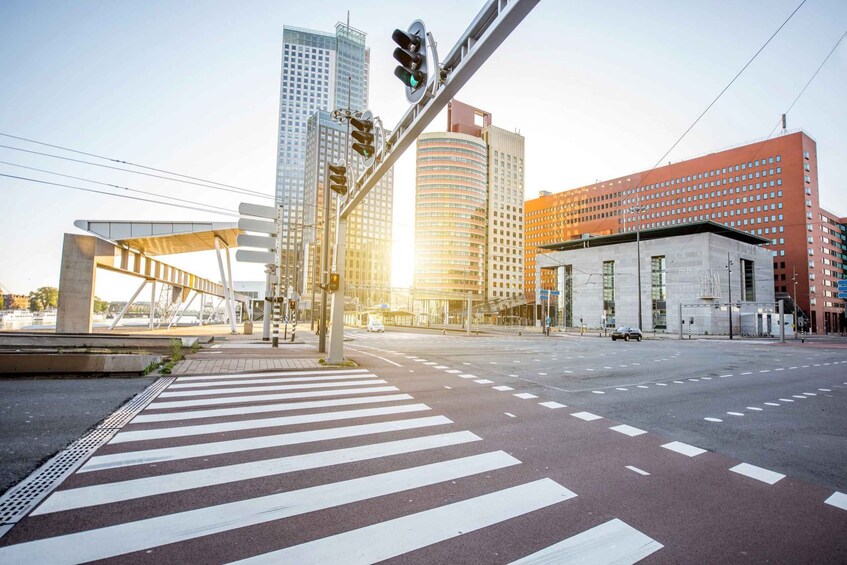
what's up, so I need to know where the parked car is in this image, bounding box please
[611,326,642,342]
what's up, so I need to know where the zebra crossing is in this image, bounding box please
[0,367,663,564]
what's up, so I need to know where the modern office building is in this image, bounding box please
[274,23,369,289]
[525,131,845,333]
[302,109,393,317]
[536,222,776,335]
[413,100,525,324]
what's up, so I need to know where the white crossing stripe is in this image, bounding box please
[112,404,432,444]
[610,424,646,437]
[626,466,651,476]
[159,379,386,398]
[824,491,847,511]
[147,386,400,409]
[510,518,663,564]
[168,373,378,389]
[458,374,477,379]
[493,386,515,391]
[730,463,785,485]
[34,431,482,515]
[133,394,414,423]
[175,368,368,382]
[514,393,538,399]
[571,412,602,421]
[661,441,706,457]
[231,479,577,565]
[474,379,494,384]
[80,415,453,472]
[0,452,520,565]
[539,402,566,409]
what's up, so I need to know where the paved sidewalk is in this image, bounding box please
[172,357,322,374]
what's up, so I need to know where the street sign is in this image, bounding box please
[550,290,560,296]
[539,291,549,297]
[235,249,276,264]
[236,234,276,250]
[838,279,847,290]
[238,217,277,235]
[838,291,847,299]
[238,202,278,220]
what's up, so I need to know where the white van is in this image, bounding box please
[367,319,384,332]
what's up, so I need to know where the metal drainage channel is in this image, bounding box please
[0,376,175,539]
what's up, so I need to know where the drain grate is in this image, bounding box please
[0,376,174,536]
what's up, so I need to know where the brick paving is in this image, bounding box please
[172,358,323,375]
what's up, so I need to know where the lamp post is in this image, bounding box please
[727,252,734,340]
[792,266,798,340]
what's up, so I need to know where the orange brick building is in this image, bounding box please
[525,131,845,334]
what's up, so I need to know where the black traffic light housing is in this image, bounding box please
[392,20,428,104]
[328,162,347,196]
[288,299,296,310]
[329,272,340,292]
[350,110,375,167]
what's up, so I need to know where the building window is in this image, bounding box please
[603,260,615,327]
[651,256,667,329]
[741,258,755,301]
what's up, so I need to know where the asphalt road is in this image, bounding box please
[1,330,845,562]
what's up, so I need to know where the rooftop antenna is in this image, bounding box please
[780,113,788,134]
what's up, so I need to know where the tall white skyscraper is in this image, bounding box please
[274,23,369,289]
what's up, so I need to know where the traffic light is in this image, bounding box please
[329,272,340,292]
[350,110,375,166]
[328,162,347,196]
[392,20,428,104]
[288,299,296,310]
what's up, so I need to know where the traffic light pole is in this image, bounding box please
[327,0,539,361]
[328,212,347,363]
[318,166,331,354]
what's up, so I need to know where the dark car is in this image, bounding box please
[611,326,642,342]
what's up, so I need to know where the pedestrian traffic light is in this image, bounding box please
[328,162,347,196]
[288,298,296,310]
[392,20,428,104]
[350,111,375,167]
[329,272,340,292]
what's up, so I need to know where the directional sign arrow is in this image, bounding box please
[235,249,276,264]
[238,202,278,220]
[238,217,277,235]
[236,234,277,250]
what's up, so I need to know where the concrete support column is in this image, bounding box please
[57,234,104,334]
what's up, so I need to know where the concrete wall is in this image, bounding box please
[56,234,115,334]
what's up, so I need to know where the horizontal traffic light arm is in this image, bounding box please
[341,0,539,220]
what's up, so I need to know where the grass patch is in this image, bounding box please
[319,357,358,368]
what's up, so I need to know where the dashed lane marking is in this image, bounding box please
[444,386,452,390]
[779,398,795,402]
[458,374,477,379]
[824,492,847,511]
[719,374,733,378]
[493,386,514,392]
[571,412,602,421]
[445,370,461,374]
[626,466,651,476]
[610,424,646,436]
[764,402,780,406]
[474,379,494,385]
[727,412,745,417]
[505,413,516,418]
[730,463,785,485]
[636,385,649,389]
[661,441,706,457]
[539,402,566,409]
[591,390,605,394]
[704,418,723,423]
[514,393,538,400]
[616,388,628,391]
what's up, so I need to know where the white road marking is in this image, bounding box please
[493,386,515,391]
[616,388,629,391]
[5,452,520,564]
[505,413,516,418]
[509,374,519,377]
[824,492,847,511]
[564,370,573,374]
[704,417,723,423]
[510,518,663,564]
[803,392,817,396]
[701,377,712,380]
[719,374,733,378]
[234,479,577,565]
[688,379,699,382]
[661,441,706,457]
[538,372,548,376]
[158,379,386,398]
[462,362,471,365]
[113,404,432,444]
[444,386,453,390]
[741,372,752,375]
[610,424,646,436]
[746,407,763,411]
[346,350,402,367]
[655,383,668,386]
[34,431,483,515]
[819,388,832,392]
[673,381,684,384]
[626,466,651,476]
[591,390,605,394]
[571,412,602,421]
[424,362,437,365]
[730,463,785,485]
[147,386,401,410]
[775,368,785,371]
[514,393,538,400]
[539,402,566,409]
[434,365,448,369]
[637,385,649,389]
[727,412,745,416]
[759,370,771,373]
[458,374,477,379]
[474,379,494,385]
[764,402,780,406]
[489,361,498,364]
[134,394,415,423]
[792,395,807,399]
[789,366,798,369]
[80,416,453,473]
[779,398,794,402]
[175,369,368,382]
[445,370,461,374]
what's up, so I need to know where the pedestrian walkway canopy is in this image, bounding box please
[73,220,240,255]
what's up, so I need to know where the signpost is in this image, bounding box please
[838,279,847,299]
[236,202,282,346]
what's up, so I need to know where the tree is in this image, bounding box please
[29,287,59,311]
[93,296,110,314]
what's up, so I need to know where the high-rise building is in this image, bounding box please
[302,110,393,315]
[274,23,369,289]
[524,131,845,333]
[413,100,525,324]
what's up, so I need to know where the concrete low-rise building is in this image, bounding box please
[535,222,778,336]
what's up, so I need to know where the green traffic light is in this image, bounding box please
[409,76,419,88]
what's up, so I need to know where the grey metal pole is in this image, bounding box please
[319,170,330,354]
[636,210,642,331]
[678,302,683,340]
[466,291,472,335]
[778,299,785,343]
[793,266,798,340]
[727,252,733,340]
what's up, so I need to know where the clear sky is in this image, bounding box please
[1,0,845,299]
